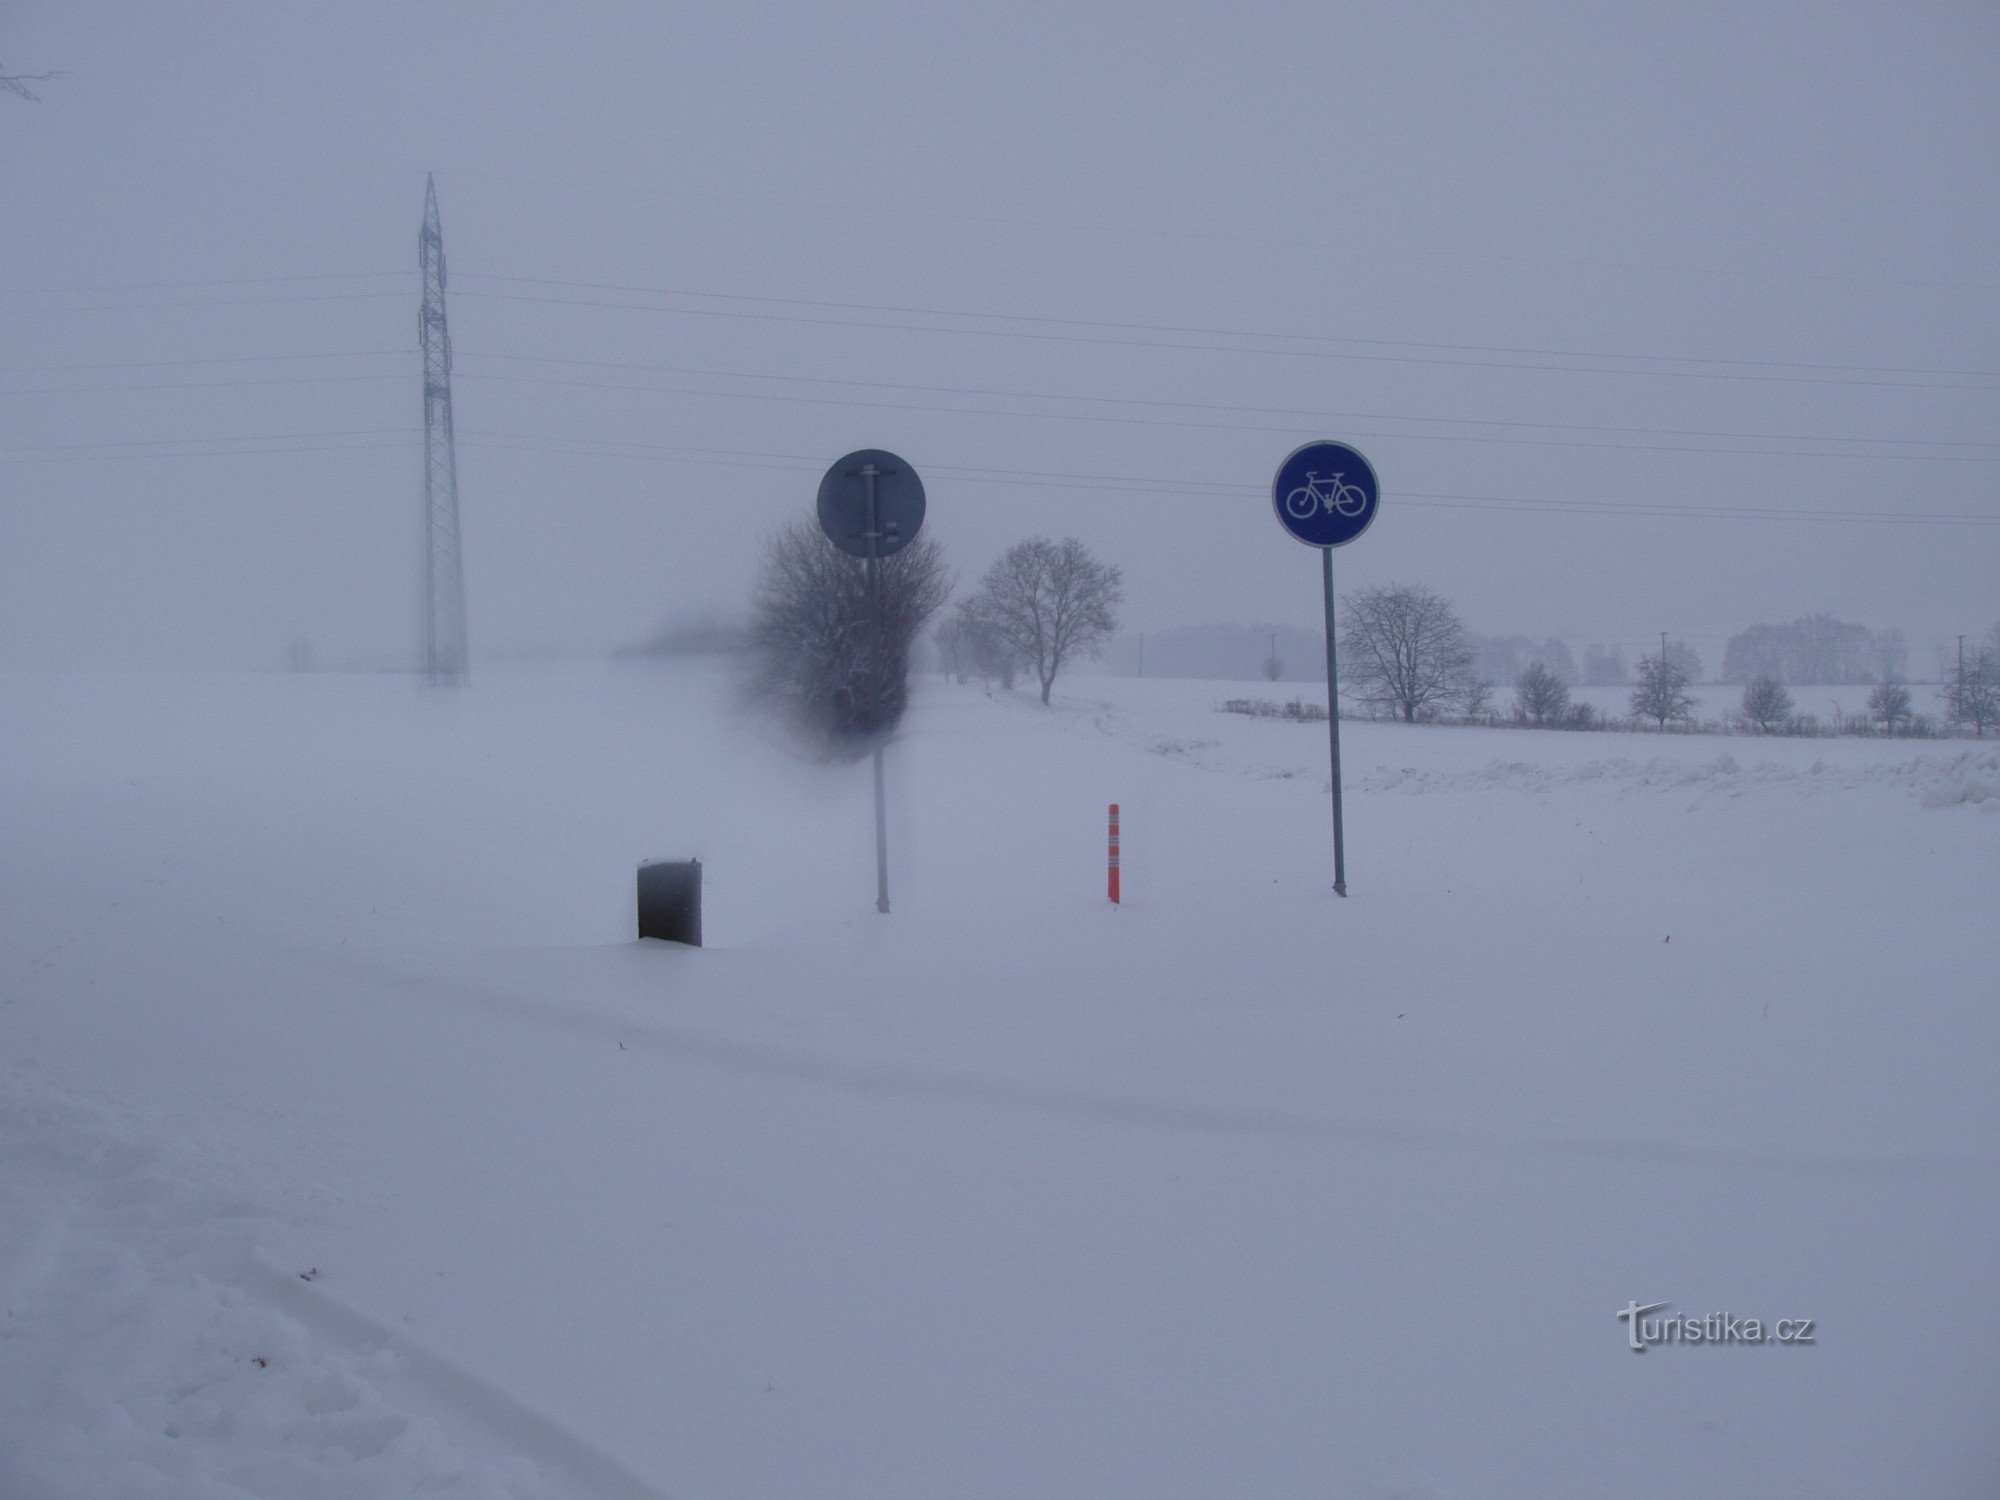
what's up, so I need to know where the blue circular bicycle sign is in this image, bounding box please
[1272,440,1380,548]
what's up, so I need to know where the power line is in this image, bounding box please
[0,271,410,296]
[12,341,1988,457]
[456,352,2000,457]
[0,425,416,454]
[5,291,409,315]
[450,366,2000,463]
[14,415,1994,526]
[0,372,407,397]
[456,271,2000,382]
[0,349,410,375]
[451,427,2000,528]
[451,288,1999,393]
[456,171,2000,295]
[6,439,408,465]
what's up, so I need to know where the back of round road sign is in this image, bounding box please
[1272,440,1379,549]
[817,449,926,559]
[814,447,925,918]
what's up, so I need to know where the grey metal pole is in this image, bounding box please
[863,463,890,915]
[1322,546,1347,896]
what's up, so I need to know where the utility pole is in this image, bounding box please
[1957,635,1966,730]
[1137,631,1145,679]
[419,174,469,686]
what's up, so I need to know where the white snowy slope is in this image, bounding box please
[1,665,1995,1499]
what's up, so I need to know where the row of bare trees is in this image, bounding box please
[748,533,1988,748]
[1736,624,1999,736]
[1337,585,1690,730]
[1336,585,1997,738]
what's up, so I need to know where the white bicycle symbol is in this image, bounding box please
[1284,471,1368,521]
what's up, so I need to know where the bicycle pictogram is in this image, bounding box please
[1283,471,1368,521]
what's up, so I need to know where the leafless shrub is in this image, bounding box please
[1513,662,1571,726]
[1740,675,1794,733]
[1631,651,1697,729]
[748,517,950,757]
[1867,679,1914,735]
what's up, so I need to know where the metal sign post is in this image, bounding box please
[818,449,926,915]
[1272,440,1380,897]
[1321,547,1347,895]
[861,461,890,915]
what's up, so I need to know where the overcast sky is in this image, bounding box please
[3,1,1995,671]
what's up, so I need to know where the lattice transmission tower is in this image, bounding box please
[418,173,469,685]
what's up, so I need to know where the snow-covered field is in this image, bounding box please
[3,665,1996,1498]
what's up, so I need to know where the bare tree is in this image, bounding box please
[1740,675,1794,732]
[1941,640,2000,737]
[1972,651,2000,737]
[968,612,1022,689]
[1873,628,1909,684]
[1462,676,1495,722]
[749,517,950,755]
[1868,678,1913,735]
[1630,650,1696,729]
[1664,639,1704,684]
[938,598,1020,689]
[1,67,63,102]
[1340,583,1475,723]
[962,537,1121,704]
[1513,662,1570,727]
[933,613,972,683]
[1473,635,1576,687]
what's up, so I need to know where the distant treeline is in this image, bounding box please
[631,610,1939,694]
[617,613,752,659]
[1101,614,1942,688]
[1717,615,1906,685]
[1102,624,1651,686]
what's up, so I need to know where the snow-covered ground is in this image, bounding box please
[2,665,1995,1498]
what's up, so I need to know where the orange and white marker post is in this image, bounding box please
[1108,803,1121,905]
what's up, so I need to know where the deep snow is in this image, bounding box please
[2,665,1995,1498]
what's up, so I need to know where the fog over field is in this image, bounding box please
[2,6,1996,1498]
[2,4,1995,669]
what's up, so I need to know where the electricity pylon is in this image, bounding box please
[419,173,469,685]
